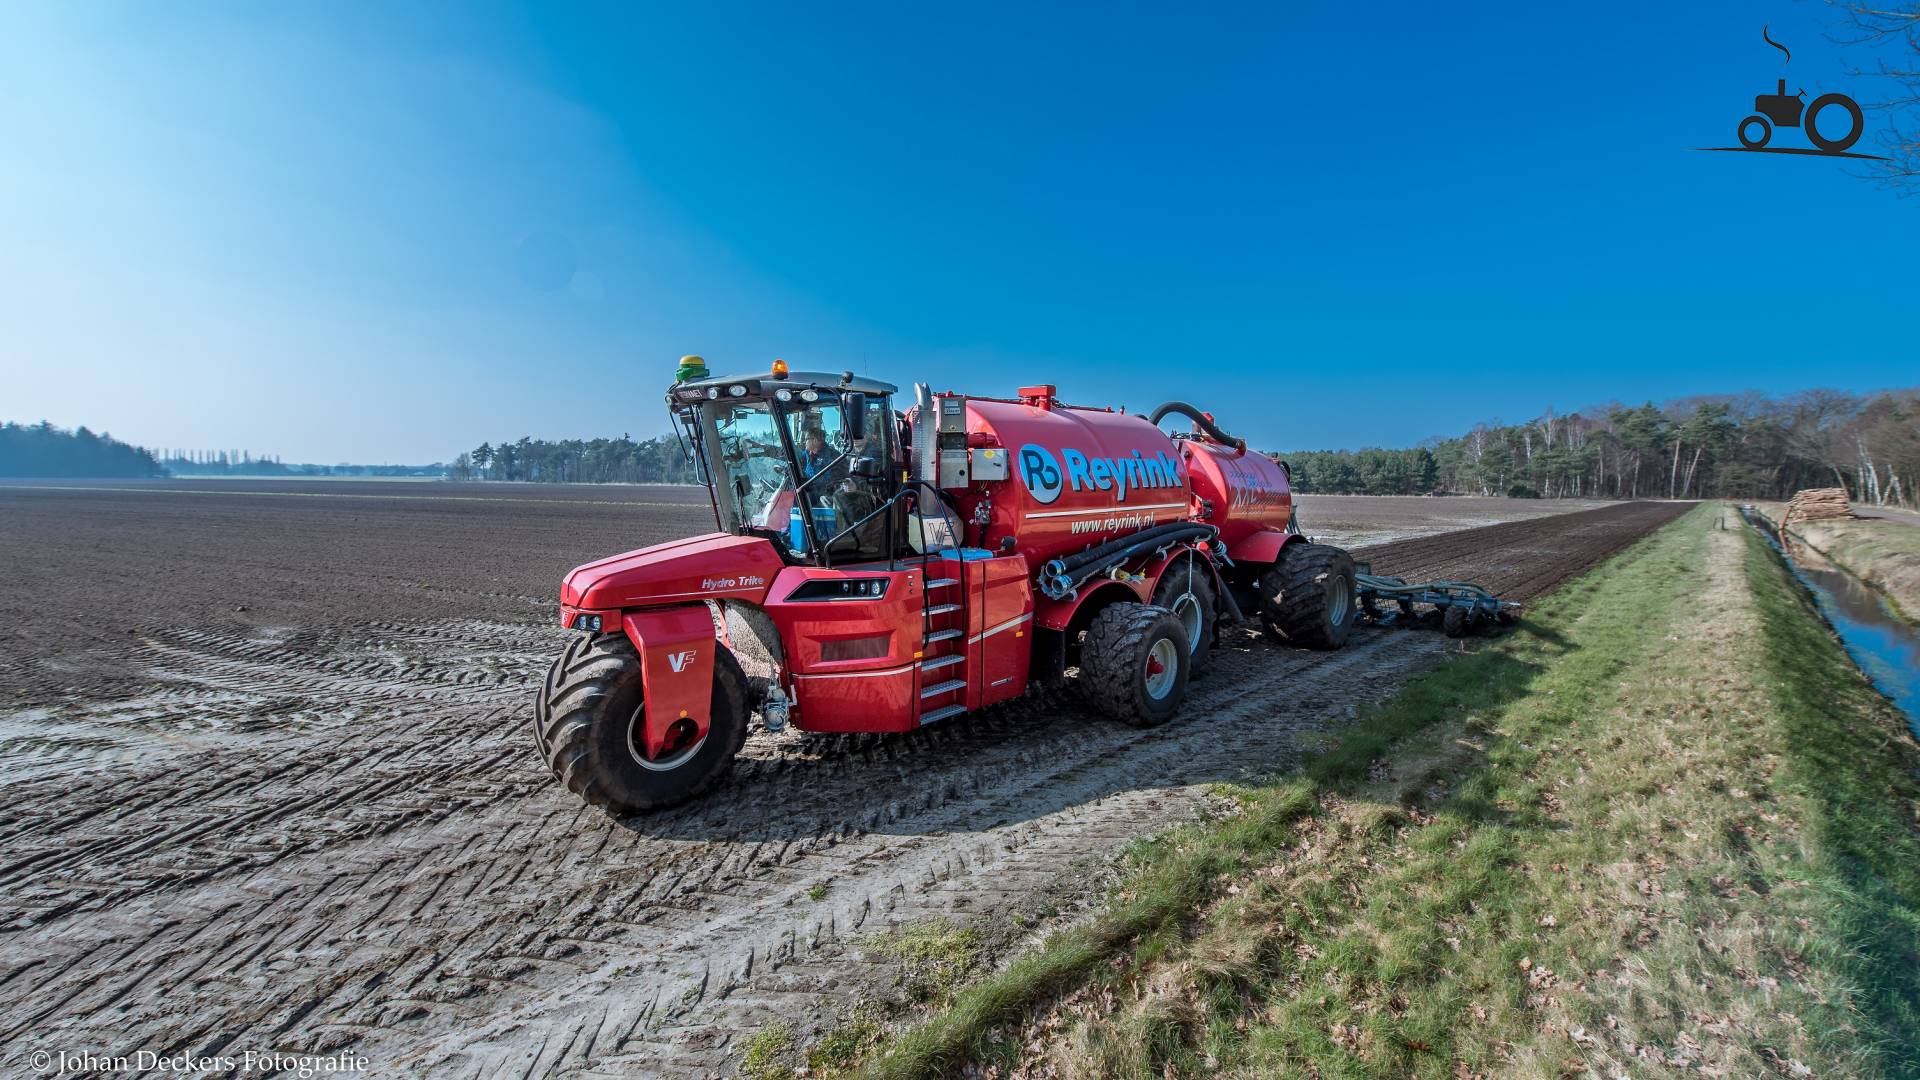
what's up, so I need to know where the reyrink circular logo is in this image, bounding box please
[1017,444,1063,504]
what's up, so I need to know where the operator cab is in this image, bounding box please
[668,363,901,565]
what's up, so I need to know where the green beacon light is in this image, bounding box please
[676,354,709,383]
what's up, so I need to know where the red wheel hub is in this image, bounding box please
[652,716,700,759]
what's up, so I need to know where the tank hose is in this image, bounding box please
[1148,402,1246,456]
[1038,523,1217,601]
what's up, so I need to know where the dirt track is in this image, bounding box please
[0,483,1691,1077]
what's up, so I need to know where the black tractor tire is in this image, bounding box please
[533,632,749,814]
[1442,604,1471,638]
[1079,602,1191,728]
[1258,542,1357,649]
[1151,560,1217,674]
[1805,93,1863,153]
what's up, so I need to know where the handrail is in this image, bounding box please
[819,479,957,559]
[819,484,919,557]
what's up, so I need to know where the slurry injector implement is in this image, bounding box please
[1353,565,1521,638]
[533,357,1509,812]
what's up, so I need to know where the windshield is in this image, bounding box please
[712,401,797,531]
[704,392,894,560]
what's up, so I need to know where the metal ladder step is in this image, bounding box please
[923,628,963,644]
[920,678,966,699]
[926,577,959,589]
[925,603,962,617]
[920,654,965,672]
[919,703,966,726]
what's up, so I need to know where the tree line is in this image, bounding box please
[0,421,163,478]
[1276,387,1919,507]
[455,435,699,484]
[157,452,442,478]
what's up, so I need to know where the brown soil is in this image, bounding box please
[1294,493,1612,547]
[0,480,1692,1076]
[1356,501,1698,603]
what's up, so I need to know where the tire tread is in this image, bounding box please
[531,633,749,813]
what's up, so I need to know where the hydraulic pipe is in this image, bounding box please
[1041,523,1217,599]
[1046,522,1208,579]
[1062,527,1213,588]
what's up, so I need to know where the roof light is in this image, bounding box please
[775,389,793,402]
[800,389,819,402]
[771,358,789,378]
[706,387,720,399]
[728,384,748,397]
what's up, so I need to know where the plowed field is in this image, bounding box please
[0,480,1691,1076]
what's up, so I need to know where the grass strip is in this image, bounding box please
[1742,531,1920,1066]
[837,506,1920,1079]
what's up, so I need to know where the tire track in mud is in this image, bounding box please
[407,631,1447,1078]
[0,502,1692,1078]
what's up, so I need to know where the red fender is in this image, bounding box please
[1227,529,1305,567]
[1032,577,1150,632]
[620,606,717,759]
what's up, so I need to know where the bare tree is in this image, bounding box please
[1830,1,1920,190]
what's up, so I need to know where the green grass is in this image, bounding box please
[871,921,986,1005]
[1744,531,1920,1064]
[739,1022,798,1080]
[830,506,1920,1079]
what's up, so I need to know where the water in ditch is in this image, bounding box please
[1740,507,1920,736]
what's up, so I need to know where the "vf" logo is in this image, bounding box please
[667,649,698,673]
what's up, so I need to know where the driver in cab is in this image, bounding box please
[798,427,833,481]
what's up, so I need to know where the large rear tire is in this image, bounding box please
[1805,93,1863,153]
[1258,542,1357,649]
[1079,602,1191,728]
[1151,559,1216,674]
[533,633,749,813]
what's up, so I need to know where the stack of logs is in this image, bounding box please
[1782,487,1853,529]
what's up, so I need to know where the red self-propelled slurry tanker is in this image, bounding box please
[534,358,1358,812]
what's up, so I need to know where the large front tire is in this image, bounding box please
[1259,542,1357,649]
[1079,602,1191,728]
[533,633,749,813]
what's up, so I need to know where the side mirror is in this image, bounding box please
[844,393,868,440]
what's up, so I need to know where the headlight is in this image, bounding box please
[706,387,719,399]
[775,389,793,402]
[728,384,748,397]
[785,578,890,601]
[800,389,819,402]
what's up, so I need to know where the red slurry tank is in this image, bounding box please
[955,397,1198,566]
[935,389,1295,566]
[1181,437,1295,553]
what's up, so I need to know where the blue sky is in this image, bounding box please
[2,1,1915,462]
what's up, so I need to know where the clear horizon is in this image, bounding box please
[4,2,1916,462]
